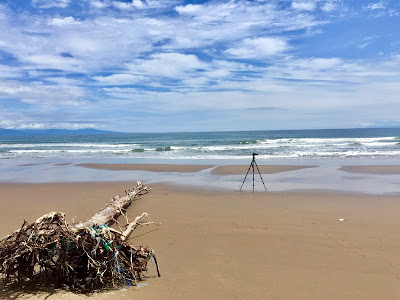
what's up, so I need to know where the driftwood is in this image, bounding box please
[0,181,160,293]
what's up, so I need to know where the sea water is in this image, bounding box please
[1,128,400,194]
[1,128,400,160]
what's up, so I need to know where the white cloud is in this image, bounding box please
[18,123,46,129]
[321,2,337,12]
[112,1,134,10]
[291,1,317,11]
[133,0,146,9]
[365,2,386,10]
[32,0,71,9]
[93,73,145,85]
[22,54,81,71]
[0,120,97,130]
[225,37,288,58]
[20,98,86,106]
[0,1,322,79]
[44,77,83,85]
[304,57,342,69]
[90,1,108,9]
[0,0,399,131]
[0,120,16,129]
[206,69,230,78]
[388,9,400,16]
[0,64,24,78]
[175,4,202,15]
[167,1,321,52]
[0,81,32,95]
[48,16,81,26]
[111,0,152,10]
[127,53,205,77]
[0,80,87,107]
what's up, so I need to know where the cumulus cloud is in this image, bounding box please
[91,0,174,10]
[90,1,109,9]
[321,2,337,12]
[0,120,17,130]
[112,1,135,10]
[291,1,317,11]
[22,54,81,71]
[132,0,146,9]
[174,4,202,15]
[0,120,97,130]
[0,81,31,95]
[0,80,87,107]
[0,0,399,131]
[365,2,386,10]
[93,73,145,85]
[48,16,81,26]
[127,53,205,78]
[32,0,71,9]
[225,37,288,58]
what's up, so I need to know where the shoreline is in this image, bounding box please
[211,164,316,175]
[76,163,400,175]
[76,163,216,173]
[2,182,400,299]
[2,161,400,195]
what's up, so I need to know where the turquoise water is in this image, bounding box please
[1,128,400,160]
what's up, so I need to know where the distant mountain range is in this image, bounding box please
[0,128,118,136]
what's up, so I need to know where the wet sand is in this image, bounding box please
[77,163,316,175]
[77,163,215,173]
[1,182,400,299]
[339,165,400,175]
[212,165,316,175]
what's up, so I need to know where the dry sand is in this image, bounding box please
[212,165,316,175]
[1,181,400,299]
[77,163,215,173]
[339,165,400,175]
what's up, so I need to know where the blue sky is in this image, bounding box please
[0,0,399,132]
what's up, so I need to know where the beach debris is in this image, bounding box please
[0,181,160,293]
[339,218,344,222]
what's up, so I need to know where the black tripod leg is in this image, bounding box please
[252,160,255,193]
[254,161,267,191]
[240,162,254,191]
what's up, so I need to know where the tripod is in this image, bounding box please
[240,153,267,193]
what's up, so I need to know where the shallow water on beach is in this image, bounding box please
[1,157,400,195]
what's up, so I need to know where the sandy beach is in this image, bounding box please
[1,167,400,299]
[2,0,400,297]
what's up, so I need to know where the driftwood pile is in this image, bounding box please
[0,181,160,293]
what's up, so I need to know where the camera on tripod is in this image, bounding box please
[240,152,267,193]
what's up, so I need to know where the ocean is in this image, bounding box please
[1,128,400,161]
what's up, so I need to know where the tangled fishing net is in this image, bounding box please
[0,182,160,293]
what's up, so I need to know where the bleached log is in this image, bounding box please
[71,181,149,231]
[120,212,149,241]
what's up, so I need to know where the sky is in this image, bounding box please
[0,0,399,132]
